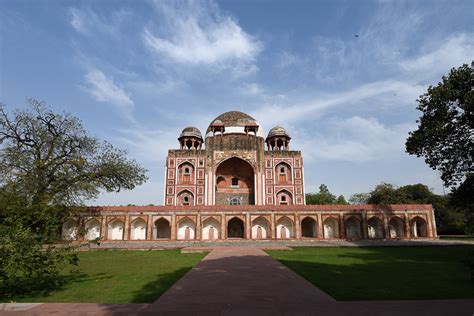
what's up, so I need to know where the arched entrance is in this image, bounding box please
[155,218,171,239]
[367,217,384,239]
[227,217,244,238]
[411,216,428,237]
[85,219,101,240]
[215,157,255,205]
[345,217,362,240]
[301,217,317,238]
[323,217,339,239]
[389,217,405,238]
[62,219,79,240]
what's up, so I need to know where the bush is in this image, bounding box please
[0,215,79,297]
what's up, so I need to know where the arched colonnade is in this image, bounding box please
[62,213,433,241]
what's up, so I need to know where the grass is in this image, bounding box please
[267,246,474,301]
[440,236,474,241]
[4,250,207,304]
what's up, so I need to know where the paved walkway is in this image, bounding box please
[3,246,474,315]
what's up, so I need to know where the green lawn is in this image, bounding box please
[4,250,207,304]
[267,246,474,301]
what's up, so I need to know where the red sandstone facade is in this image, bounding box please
[62,111,437,241]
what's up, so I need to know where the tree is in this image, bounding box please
[405,63,474,188]
[0,99,148,297]
[0,99,148,206]
[450,173,474,234]
[366,183,404,204]
[349,193,370,205]
[306,184,347,205]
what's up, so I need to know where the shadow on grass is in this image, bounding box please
[129,267,193,303]
[270,246,474,301]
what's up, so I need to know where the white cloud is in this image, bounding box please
[299,116,413,163]
[82,69,134,113]
[400,34,474,77]
[69,8,87,34]
[68,7,131,37]
[253,79,424,127]
[239,83,263,96]
[143,1,262,70]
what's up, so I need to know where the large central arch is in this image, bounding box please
[215,157,255,205]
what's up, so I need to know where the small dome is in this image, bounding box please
[267,126,290,139]
[179,126,203,140]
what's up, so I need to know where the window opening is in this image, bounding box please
[230,197,241,205]
[231,177,239,188]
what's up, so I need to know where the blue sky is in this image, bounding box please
[1,0,473,205]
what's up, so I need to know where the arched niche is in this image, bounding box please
[323,217,340,239]
[275,162,291,184]
[215,157,255,205]
[277,216,294,239]
[177,190,194,206]
[178,162,194,184]
[177,217,196,240]
[367,216,384,239]
[85,219,101,240]
[276,189,293,205]
[108,219,124,240]
[62,219,79,241]
[202,217,220,240]
[410,216,428,238]
[251,217,270,239]
[345,216,362,240]
[389,217,405,238]
[130,218,147,240]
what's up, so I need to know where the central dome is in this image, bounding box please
[206,111,264,137]
[207,111,257,132]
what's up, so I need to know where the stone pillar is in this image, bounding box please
[101,216,107,241]
[245,213,251,239]
[429,211,437,238]
[171,214,177,240]
[124,216,130,241]
[383,215,389,238]
[317,214,323,238]
[221,214,226,240]
[339,213,346,239]
[196,214,201,240]
[404,213,411,238]
[295,213,301,239]
[147,215,153,240]
[361,211,368,239]
[270,212,276,239]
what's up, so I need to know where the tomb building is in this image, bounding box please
[65,111,437,242]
